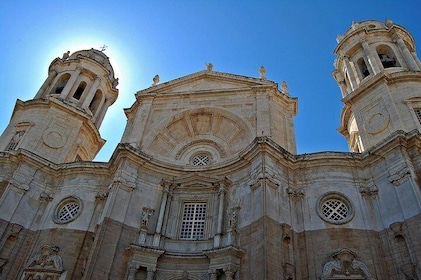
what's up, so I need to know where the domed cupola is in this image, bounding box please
[34,48,118,128]
[334,20,421,152]
[0,49,119,163]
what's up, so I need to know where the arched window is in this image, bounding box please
[51,73,70,95]
[73,81,86,100]
[89,90,103,115]
[357,57,369,79]
[376,45,400,68]
[6,131,25,151]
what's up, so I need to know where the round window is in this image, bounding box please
[191,154,211,166]
[317,192,354,225]
[53,196,82,224]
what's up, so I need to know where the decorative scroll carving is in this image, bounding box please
[95,191,109,201]
[23,245,64,280]
[287,186,305,199]
[389,167,411,186]
[320,249,374,280]
[359,184,378,197]
[39,192,54,202]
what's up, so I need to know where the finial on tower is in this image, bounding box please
[281,81,289,95]
[62,51,70,60]
[206,63,214,71]
[259,66,266,80]
[152,75,160,86]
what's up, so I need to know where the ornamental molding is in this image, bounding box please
[163,173,231,192]
[248,169,280,190]
[9,179,29,193]
[320,248,374,280]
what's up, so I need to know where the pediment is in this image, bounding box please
[163,173,231,191]
[138,70,275,95]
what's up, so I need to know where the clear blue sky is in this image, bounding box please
[1,1,420,161]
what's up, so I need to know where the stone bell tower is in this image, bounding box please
[333,20,421,152]
[0,49,118,163]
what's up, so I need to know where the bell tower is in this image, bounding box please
[333,20,421,152]
[0,49,118,163]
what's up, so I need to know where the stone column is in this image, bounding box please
[127,263,138,280]
[412,51,421,69]
[209,269,218,280]
[333,70,348,97]
[342,56,359,91]
[60,68,81,99]
[81,77,101,109]
[225,269,235,280]
[361,41,381,74]
[35,69,57,98]
[153,182,170,247]
[214,184,226,247]
[146,268,155,280]
[93,98,110,127]
[395,37,421,71]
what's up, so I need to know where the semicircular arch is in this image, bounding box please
[146,107,253,164]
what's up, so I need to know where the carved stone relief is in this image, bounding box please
[22,245,64,280]
[320,249,374,280]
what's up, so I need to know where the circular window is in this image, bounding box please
[53,196,82,224]
[317,192,354,225]
[191,153,211,166]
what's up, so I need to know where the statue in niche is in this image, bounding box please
[141,208,154,228]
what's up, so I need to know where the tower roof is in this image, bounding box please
[67,48,116,79]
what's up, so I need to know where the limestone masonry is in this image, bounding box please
[1,19,421,279]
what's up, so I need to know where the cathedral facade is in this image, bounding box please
[0,20,421,279]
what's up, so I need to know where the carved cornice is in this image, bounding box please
[389,167,411,186]
[9,179,29,193]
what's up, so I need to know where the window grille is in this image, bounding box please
[321,199,349,222]
[180,202,206,239]
[58,202,80,222]
[53,197,82,224]
[192,154,210,166]
[317,192,354,225]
